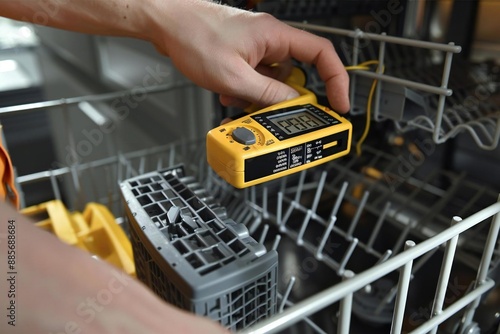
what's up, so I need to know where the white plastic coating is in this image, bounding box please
[429,216,461,334]
[284,22,462,53]
[277,192,284,230]
[311,171,327,212]
[367,202,391,250]
[338,270,355,334]
[390,240,416,334]
[337,238,358,276]
[349,29,361,113]
[0,82,192,115]
[49,170,62,201]
[262,187,268,219]
[433,47,455,144]
[316,216,337,260]
[78,101,110,127]
[279,276,296,313]
[460,195,500,328]
[409,279,495,334]
[271,235,281,251]
[259,225,269,245]
[355,70,452,96]
[297,210,313,246]
[239,201,500,334]
[330,181,349,218]
[346,191,369,238]
[373,33,386,120]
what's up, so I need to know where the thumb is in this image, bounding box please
[236,65,300,107]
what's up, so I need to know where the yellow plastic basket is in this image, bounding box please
[22,200,135,276]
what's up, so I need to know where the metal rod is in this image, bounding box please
[294,170,307,202]
[280,201,296,232]
[279,277,296,313]
[262,186,269,219]
[393,220,416,254]
[78,101,110,127]
[346,190,369,239]
[367,202,391,251]
[354,70,452,96]
[277,192,285,231]
[375,249,393,265]
[337,270,355,334]
[297,210,313,246]
[331,181,349,218]
[278,298,327,334]
[168,146,176,166]
[139,156,146,175]
[409,279,495,334]
[429,216,461,334]
[349,29,361,112]
[410,247,439,278]
[284,22,462,53]
[0,82,193,115]
[390,240,416,334]
[433,46,456,144]
[461,195,500,328]
[49,170,62,201]
[17,142,185,184]
[311,171,327,212]
[373,34,386,120]
[259,224,269,245]
[375,248,436,315]
[239,201,500,334]
[338,238,358,276]
[316,216,337,260]
[272,235,281,251]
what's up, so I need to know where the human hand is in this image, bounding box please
[0,0,349,112]
[147,0,350,112]
[0,201,227,334]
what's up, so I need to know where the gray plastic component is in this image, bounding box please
[120,165,278,331]
[232,127,256,145]
[353,76,429,122]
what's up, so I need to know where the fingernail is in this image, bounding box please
[286,91,300,100]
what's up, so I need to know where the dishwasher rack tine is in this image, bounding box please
[240,199,500,334]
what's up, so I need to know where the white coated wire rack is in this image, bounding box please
[11,135,500,334]
[2,25,500,334]
[207,153,500,334]
[287,22,500,151]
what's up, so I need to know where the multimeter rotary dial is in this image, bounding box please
[228,126,265,147]
[231,127,256,145]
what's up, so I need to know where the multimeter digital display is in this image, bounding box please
[252,104,336,139]
[207,76,352,188]
[266,107,328,135]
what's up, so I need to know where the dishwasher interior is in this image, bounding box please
[1,1,500,333]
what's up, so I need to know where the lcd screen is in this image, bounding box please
[267,109,328,135]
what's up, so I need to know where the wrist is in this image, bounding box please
[139,0,193,56]
[140,0,243,57]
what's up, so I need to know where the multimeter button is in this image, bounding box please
[232,127,256,145]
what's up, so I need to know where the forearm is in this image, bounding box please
[0,0,350,111]
[0,0,158,40]
[0,201,226,333]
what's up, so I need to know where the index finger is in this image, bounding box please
[264,24,350,113]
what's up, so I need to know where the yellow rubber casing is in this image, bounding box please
[207,73,352,188]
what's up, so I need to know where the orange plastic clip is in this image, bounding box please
[0,125,20,209]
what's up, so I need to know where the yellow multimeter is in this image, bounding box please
[207,68,352,188]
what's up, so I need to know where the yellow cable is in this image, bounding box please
[344,65,370,71]
[356,76,379,156]
[344,60,384,156]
